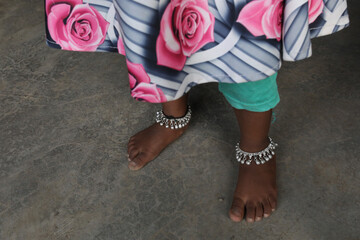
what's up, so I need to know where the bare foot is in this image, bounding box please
[229,140,277,223]
[127,92,190,170]
[228,108,277,222]
[127,116,189,171]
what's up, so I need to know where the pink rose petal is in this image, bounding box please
[156,0,215,70]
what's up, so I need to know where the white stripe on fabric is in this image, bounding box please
[106,4,118,45]
[283,0,307,33]
[185,26,241,65]
[288,22,309,58]
[174,67,218,98]
[182,66,217,81]
[337,15,349,25]
[210,59,247,82]
[84,0,112,7]
[319,0,348,35]
[133,0,159,10]
[148,74,181,90]
[249,39,279,58]
[122,34,150,57]
[230,48,276,75]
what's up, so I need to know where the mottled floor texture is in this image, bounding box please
[1,1,359,240]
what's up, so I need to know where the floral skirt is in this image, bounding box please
[44,0,350,103]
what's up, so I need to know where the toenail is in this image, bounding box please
[128,157,132,161]
[129,161,137,167]
[264,213,270,218]
[255,217,262,221]
[247,218,254,223]
[231,208,242,216]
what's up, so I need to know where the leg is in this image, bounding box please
[229,108,277,222]
[127,92,190,170]
[218,73,280,222]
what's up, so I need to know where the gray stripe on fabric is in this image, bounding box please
[209,33,280,72]
[119,18,157,51]
[157,86,177,96]
[214,19,232,38]
[115,0,159,27]
[87,5,111,12]
[113,0,284,88]
[326,0,339,11]
[332,25,340,33]
[284,4,308,53]
[221,55,269,80]
[295,30,311,59]
[236,38,280,68]
[147,67,187,85]
[188,62,235,83]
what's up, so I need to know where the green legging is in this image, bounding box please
[218,72,280,112]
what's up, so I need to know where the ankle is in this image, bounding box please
[161,93,189,118]
[238,137,270,152]
[162,107,187,118]
[162,104,189,118]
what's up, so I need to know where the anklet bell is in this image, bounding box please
[155,105,191,129]
[235,137,278,165]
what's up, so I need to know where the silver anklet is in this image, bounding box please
[155,105,191,129]
[235,137,278,165]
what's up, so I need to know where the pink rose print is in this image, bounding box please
[126,60,167,103]
[237,0,284,41]
[156,0,215,71]
[46,0,109,51]
[308,0,325,23]
[117,35,126,55]
[45,0,81,15]
[237,0,324,41]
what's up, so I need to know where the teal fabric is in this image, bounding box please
[218,73,280,112]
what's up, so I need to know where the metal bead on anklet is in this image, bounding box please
[235,137,278,165]
[155,105,191,129]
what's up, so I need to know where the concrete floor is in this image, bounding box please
[0,0,359,239]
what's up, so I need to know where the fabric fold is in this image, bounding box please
[282,0,350,61]
[44,0,350,103]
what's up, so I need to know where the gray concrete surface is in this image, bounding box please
[0,0,359,239]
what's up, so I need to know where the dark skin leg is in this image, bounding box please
[127,92,277,221]
[127,92,189,170]
[229,108,277,223]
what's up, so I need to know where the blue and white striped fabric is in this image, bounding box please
[44,0,350,103]
[282,0,349,60]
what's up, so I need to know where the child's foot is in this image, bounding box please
[127,117,189,171]
[229,142,277,223]
[127,93,189,171]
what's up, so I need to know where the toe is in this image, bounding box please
[255,202,263,221]
[128,152,149,171]
[128,160,138,170]
[268,194,277,211]
[127,140,136,150]
[128,145,139,160]
[245,203,256,223]
[263,198,272,217]
[127,138,135,148]
[229,197,245,222]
